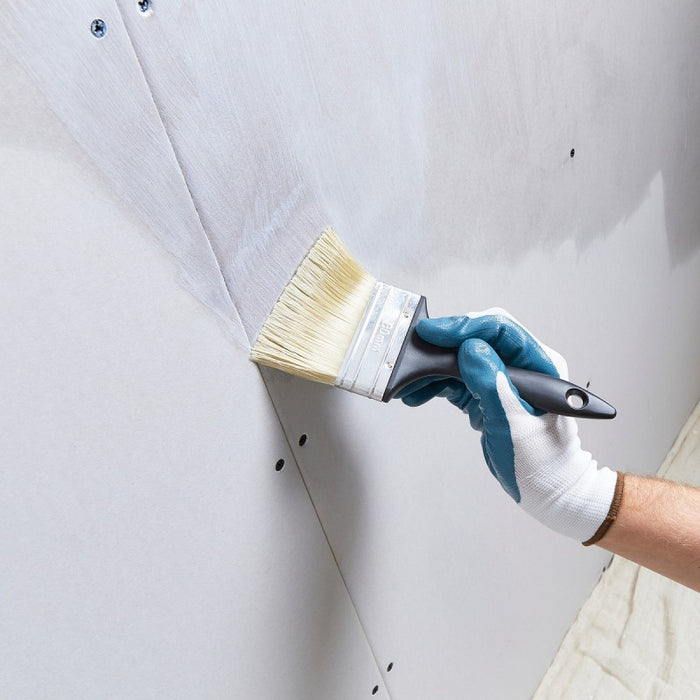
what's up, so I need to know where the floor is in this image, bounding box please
[534,400,700,699]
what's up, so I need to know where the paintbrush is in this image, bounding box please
[250,229,616,419]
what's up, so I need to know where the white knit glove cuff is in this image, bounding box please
[521,459,619,542]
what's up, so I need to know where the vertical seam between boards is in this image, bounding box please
[259,370,394,700]
[111,0,249,344]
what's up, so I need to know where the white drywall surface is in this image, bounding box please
[2,1,700,698]
[0,41,385,700]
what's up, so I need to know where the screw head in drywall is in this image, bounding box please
[137,0,152,13]
[90,18,107,37]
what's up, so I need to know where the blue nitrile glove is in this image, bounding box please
[399,309,619,542]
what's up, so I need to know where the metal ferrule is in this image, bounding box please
[335,282,420,401]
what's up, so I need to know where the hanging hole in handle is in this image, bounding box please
[566,388,589,410]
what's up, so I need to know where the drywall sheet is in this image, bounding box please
[534,402,700,699]
[2,1,700,699]
[0,41,387,700]
[260,3,700,696]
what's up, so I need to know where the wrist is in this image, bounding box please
[582,472,625,546]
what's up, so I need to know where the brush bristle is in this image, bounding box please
[250,228,376,384]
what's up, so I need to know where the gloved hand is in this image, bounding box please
[398,309,620,544]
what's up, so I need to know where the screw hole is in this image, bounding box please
[137,0,152,12]
[90,18,107,38]
[275,459,285,472]
[298,434,308,447]
[387,662,394,672]
[570,148,575,158]
[371,686,379,695]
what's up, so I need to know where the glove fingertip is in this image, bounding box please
[458,337,505,376]
[457,338,512,419]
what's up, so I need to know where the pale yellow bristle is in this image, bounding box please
[250,228,376,384]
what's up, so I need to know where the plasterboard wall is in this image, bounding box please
[2,1,699,698]
[0,40,385,700]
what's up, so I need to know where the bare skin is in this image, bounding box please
[598,474,700,592]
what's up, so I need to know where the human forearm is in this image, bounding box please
[597,474,700,592]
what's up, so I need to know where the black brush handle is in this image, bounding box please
[383,298,616,419]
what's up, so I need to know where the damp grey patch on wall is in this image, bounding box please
[113,0,330,341]
[356,2,700,278]
[248,2,698,278]
[3,2,698,347]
